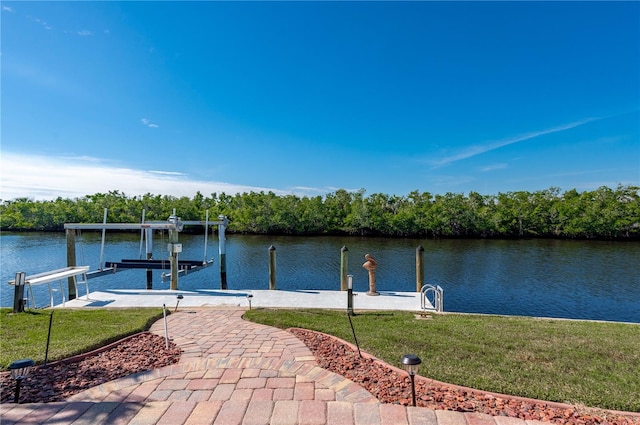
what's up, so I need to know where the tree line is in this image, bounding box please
[1,185,639,239]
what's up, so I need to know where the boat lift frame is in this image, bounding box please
[63,211,229,300]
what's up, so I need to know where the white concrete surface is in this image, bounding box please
[57,288,430,311]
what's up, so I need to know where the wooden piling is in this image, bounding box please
[66,229,77,300]
[416,245,424,292]
[219,216,228,289]
[269,245,276,290]
[169,226,179,290]
[340,246,349,291]
[13,272,26,313]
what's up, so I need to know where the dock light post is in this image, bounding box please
[9,358,34,403]
[175,294,183,312]
[347,274,354,316]
[246,294,253,310]
[401,354,422,406]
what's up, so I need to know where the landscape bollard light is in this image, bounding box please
[9,358,34,403]
[347,274,354,316]
[401,354,422,406]
[246,294,253,310]
[175,294,183,312]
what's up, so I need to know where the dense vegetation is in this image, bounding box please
[1,185,639,239]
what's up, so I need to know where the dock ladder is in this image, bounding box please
[421,284,443,313]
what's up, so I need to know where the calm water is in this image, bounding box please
[1,232,638,323]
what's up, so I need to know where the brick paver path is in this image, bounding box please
[0,309,546,425]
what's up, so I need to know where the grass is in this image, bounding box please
[0,308,164,369]
[244,309,640,412]
[1,307,637,412]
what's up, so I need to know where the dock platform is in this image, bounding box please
[56,289,428,311]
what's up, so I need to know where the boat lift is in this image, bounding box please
[63,210,229,300]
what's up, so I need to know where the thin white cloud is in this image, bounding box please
[148,170,186,176]
[430,117,600,168]
[2,5,14,12]
[27,15,53,30]
[479,163,508,172]
[141,118,159,128]
[76,30,92,36]
[0,152,294,201]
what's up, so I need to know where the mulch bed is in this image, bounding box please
[0,333,181,403]
[288,328,640,425]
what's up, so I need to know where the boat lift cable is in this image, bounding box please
[203,210,209,264]
[78,229,86,267]
[161,229,167,272]
[99,208,107,270]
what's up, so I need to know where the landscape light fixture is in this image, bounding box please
[401,354,422,406]
[8,358,34,403]
[246,294,253,310]
[347,274,354,316]
[175,294,184,312]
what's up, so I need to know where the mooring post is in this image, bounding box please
[340,246,349,291]
[363,253,379,296]
[13,272,26,313]
[66,229,77,300]
[168,212,181,290]
[99,208,107,270]
[218,215,228,289]
[146,228,153,290]
[416,245,424,292]
[268,245,277,290]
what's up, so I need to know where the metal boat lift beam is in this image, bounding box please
[63,221,226,231]
[105,259,212,270]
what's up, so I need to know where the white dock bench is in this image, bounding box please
[8,266,90,308]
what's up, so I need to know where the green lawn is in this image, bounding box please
[244,309,640,412]
[0,308,164,369]
[2,307,638,412]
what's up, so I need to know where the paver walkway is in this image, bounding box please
[1,309,546,425]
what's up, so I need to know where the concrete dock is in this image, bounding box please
[56,289,429,311]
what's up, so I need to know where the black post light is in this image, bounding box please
[347,274,354,316]
[246,294,253,310]
[8,358,34,403]
[175,294,184,312]
[401,354,422,406]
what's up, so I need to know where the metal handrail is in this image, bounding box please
[421,284,443,312]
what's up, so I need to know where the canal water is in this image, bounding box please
[1,232,638,323]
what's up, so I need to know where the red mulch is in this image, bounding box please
[288,328,640,425]
[0,333,181,403]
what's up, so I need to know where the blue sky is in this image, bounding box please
[1,1,638,201]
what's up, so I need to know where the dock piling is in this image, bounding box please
[340,246,349,291]
[416,245,424,292]
[12,272,26,313]
[269,245,277,290]
[65,229,77,300]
